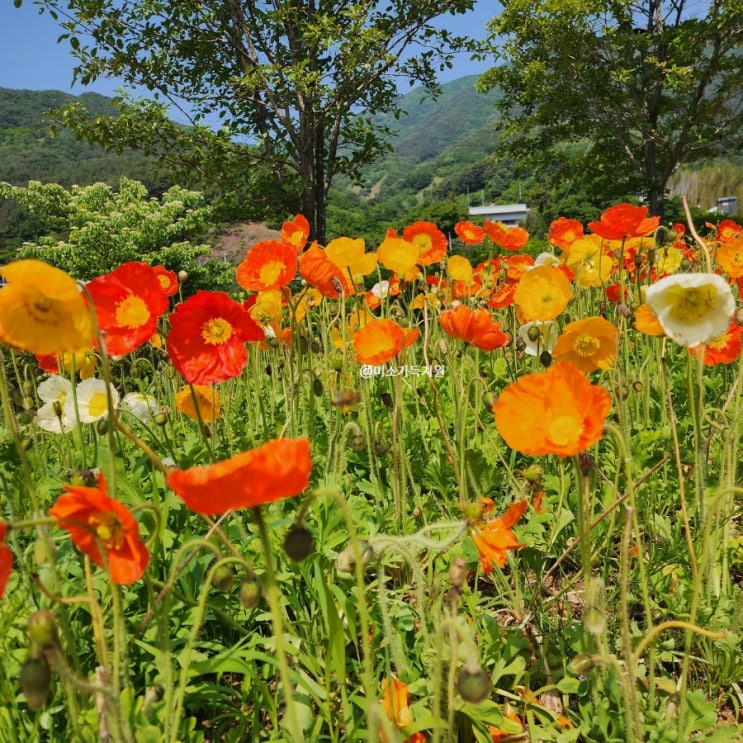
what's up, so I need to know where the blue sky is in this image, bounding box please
[0,1,496,97]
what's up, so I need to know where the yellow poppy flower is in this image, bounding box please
[0,260,92,355]
[513,266,573,322]
[325,237,377,281]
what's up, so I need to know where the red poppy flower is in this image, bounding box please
[152,266,179,296]
[166,438,312,515]
[0,522,13,599]
[483,221,529,252]
[49,474,149,584]
[605,283,629,303]
[280,214,311,252]
[299,244,353,297]
[439,305,509,351]
[455,221,486,245]
[403,221,448,265]
[86,262,169,356]
[588,204,660,240]
[236,240,298,291]
[691,322,743,365]
[166,290,264,384]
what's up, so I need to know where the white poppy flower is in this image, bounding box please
[517,321,560,356]
[64,378,120,424]
[122,392,160,423]
[37,375,72,404]
[645,273,735,348]
[534,252,561,268]
[34,375,74,433]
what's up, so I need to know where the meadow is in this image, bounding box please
[0,203,741,742]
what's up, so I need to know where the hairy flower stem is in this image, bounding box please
[252,506,303,742]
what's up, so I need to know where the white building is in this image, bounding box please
[468,203,529,226]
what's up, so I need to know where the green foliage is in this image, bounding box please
[31,0,478,240]
[478,0,743,216]
[0,178,234,291]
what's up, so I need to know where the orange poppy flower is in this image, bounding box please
[493,361,611,457]
[439,305,509,351]
[548,217,584,251]
[483,220,529,252]
[166,438,312,515]
[588,203,660,240]
[552,316,619,374]
[166,290,264,384]
[381,677,426,742]
[353,318,405,365]
[634,303,665,337]
[280,213,311,252]
[503,254,535,282]
[717,219,742,243]
[152,265,179,296]
[486,282,517,309]
[470,500,528,572]
[49,474,149,585]
[403,221,448,265]
[0,523,12,599]
[86,261,169,356]
[691,322,743,365]
[175,384,222,422]
[299,244,353,297]
[715,237,743,279]
[455,220,486,245]
[236,240,298,291]
[513,265,572,322]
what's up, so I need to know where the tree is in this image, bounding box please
[477,0,743,217]
[0,178,234,291]
[27,0,475,242]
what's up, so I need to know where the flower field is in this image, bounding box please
[0,204,742,742]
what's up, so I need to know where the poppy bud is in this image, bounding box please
[449,557,468,590]
[456,665,490,703]
[22,381,35,396]
[239,578,262,610]
[153,412,168,426]
[17,410,34,425]
[211,564,235,592]
[28,611,60,652]
[178,270,188,282]
[569,653,597,675]
[372,438,389,457]
[526,326,541,342]
[297,335,309,354]
[310,339,322,354]
[514,337,527,353]
[482,391,497,411]
[335,540,374,575]
[539,351,552,368]
[632,380,643,393]
[267,336,280,349]
[735,307,743,326]
[22,395,34,411]
[284,524,314,563]
[96,418,110,435]
[330,352,344,371]
[312,377,324,397]
[20,437,33,451]
[19,655,51,711]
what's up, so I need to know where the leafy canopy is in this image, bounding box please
[29,0,476,240]
[478,0,743,215]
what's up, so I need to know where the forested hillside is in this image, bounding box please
[1,80,741,254]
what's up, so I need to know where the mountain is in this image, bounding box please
[0,88,171,193]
